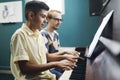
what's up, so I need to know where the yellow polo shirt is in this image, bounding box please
[10,23,56,80]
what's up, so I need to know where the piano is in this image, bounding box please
[59,47,87,80]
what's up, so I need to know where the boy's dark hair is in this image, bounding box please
[25,1,49,20]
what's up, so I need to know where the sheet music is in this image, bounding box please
[86,10,114,57]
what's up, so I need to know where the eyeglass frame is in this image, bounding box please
[48,16,63,22]
[51,17,63,22]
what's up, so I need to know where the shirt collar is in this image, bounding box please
[22,23,39,37]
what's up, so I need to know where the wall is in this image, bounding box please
[0,0,24,79]
[58,0,100,47]
[0,0,100,79]
[0,0,24,70]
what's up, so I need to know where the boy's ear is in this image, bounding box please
[28,11,34,20]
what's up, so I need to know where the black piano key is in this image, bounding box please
[69,56,87,80]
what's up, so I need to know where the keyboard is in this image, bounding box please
[59,47,87,80]
[69,52,87,80]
